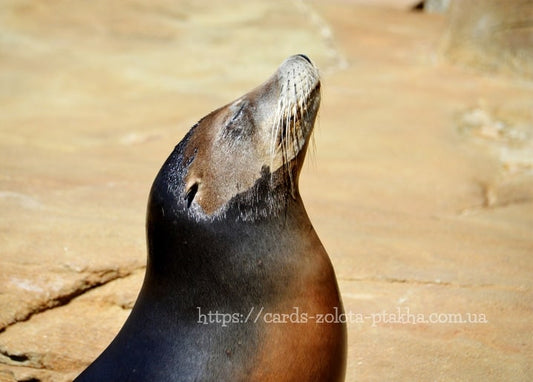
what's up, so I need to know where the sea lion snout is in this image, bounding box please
[295,53,313,64]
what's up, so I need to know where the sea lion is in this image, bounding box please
[75,54,346,382]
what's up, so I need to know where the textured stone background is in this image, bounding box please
[1,0,532,381]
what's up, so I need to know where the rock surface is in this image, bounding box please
[1,1,532,381]
[442,0,533,80]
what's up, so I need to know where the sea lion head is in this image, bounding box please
[150,54,321,222]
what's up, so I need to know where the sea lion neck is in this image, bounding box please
[145,170,311,310]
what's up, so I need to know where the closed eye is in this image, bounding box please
[227,102,246,127]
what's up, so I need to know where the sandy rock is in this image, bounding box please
[0,271,143,381]
[443,0,533,79]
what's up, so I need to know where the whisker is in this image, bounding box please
[268,57,320,194]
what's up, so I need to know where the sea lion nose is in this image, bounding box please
[296,54,313,64]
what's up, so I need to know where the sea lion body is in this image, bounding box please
[76,55,346,382]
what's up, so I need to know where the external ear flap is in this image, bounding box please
[185,183,199,208]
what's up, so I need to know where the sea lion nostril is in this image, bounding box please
[296,54,312,64]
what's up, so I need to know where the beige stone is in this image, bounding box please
[443,0,533,79]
